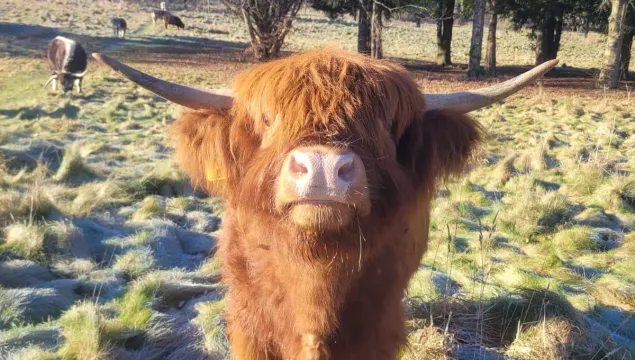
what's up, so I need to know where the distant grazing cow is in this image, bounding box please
[164,14,184,30]
[44,36,87,94]
[93,49,557,359]
[151,9,169,25]
[111,17,127,38]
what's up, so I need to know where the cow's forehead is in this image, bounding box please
[232,48,425,138]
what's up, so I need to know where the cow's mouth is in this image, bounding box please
[288,200,354,231]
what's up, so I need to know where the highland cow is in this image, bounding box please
[93,49,557,359]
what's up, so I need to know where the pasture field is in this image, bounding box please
[0,0,634,359]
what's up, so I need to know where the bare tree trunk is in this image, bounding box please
[552,13,563,59]
[599,0,628,88]
[622,32,634,79]
[224,0,302,62]
[370,1,383,59]
[358,0,371,55]
[436,0,455,66]
[485,0,497,76]
[467,0,485,78]
[536,16,554,65]
[535,10,563,65]
[620,6,634,80]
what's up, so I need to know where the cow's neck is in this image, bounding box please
[228,209,392,328]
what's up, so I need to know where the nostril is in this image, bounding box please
[337,158,355,182]
[289,154,309,177]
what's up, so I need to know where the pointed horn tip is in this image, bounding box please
[542,59,559,71]
[92,53,111,67]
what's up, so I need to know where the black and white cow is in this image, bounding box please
[151,10,169,25]
[111,17,127,38]
[44,36,88,94]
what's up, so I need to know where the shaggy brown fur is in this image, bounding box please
[170,48,482,359]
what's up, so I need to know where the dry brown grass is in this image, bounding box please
[507,318,594,360]
[401,326,456,360]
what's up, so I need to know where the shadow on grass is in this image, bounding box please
[0,103,80,120]
[0,22,249,61]
[394,56,635,91]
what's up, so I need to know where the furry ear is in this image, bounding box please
[396,109,483,188]
[169,109,235,198]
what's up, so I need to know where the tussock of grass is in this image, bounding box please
[58,302,109,360]
[113,248,156,279]
[506,318,591,359]
[591,275,635,310]
[543,251,565,269]
[553,226,597,259]
[492,153,517,185]
[611,260,635,283]
[116,270,220,331]
[401,326,455,360]
[0,187,58,225]
[7,347,60,360]
[2,223,45,259]
[116,274,164,330]
[0,285,23,329]
[131,196,165,221]
[53,259,97,277]
[499,191,576,241]
[406,288,581,350]
[166,197,194,213]
[563,162,606,197]
[194,299,229,357]
[495,266,556,290]
[118,231,152,248]
[123,161,191,199]
[70,180,134,216]
[591,175,635,213]
[54,142,96,183]
[43,222,89,259]
[517,145,553,172]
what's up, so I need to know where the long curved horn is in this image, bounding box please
[71,69,88,78]
[92,53,233,109]
[43,75,57,89]
[424,59,559,113]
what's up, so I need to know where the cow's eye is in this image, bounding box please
[263,115,272,127]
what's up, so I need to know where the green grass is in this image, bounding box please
[194,299,229,356]
[131,196,165,221]
[113,248,156,279]
[115,275,162,330]
[58,302,109,360]
[1,223,46,260]
[553,226,598,259]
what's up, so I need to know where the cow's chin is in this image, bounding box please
[288,201,355,231]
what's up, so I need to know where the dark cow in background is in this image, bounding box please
[44,36,87,94]
[111,17,127,38]
[164,14,185,30]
